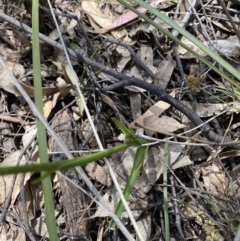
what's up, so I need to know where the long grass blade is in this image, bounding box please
[111,144,148,229]
[163,143,170,241]
[0,141,139,175]
[32,1,59,240]
[46,1,141,235]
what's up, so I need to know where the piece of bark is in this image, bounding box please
[48,110,89,240]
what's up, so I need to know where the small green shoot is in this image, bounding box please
[111,144,148,228]
[110,118,149,227]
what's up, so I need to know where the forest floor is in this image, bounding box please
[0,0,240,240]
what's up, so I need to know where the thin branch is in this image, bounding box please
[1,12,238,149]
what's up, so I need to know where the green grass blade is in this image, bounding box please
[111,118,148,146]
[0,141,139,176]
[111,144,149,228]
[163,142,170,241]
[32,1,59,240]
[111,117,135,137]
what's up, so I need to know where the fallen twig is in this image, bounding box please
[0,12,238,148]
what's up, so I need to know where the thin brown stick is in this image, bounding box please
[0,114,30,125]
[136,122,240,147]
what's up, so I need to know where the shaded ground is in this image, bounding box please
[0,0,240,240]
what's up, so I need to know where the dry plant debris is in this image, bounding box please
[0,0,240,240]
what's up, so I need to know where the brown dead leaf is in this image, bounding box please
[0,151,31,205]
[66,18,78,36]
[43,97,53,119]
[52,77,71,108]
[192,103,226,118]
[208,38,240,57]
[62,64,77,86]
[130,90,175,129]
[201,163,229,209]
[0,44,31,59]
[129,92,141,120]
[112,29,135,44]
[143,115,185,135]
[159,143,193,169]
[212,20,232,33]
[109,45,131,72]
[56,77,70,98]
[15,31,31,47]
[108,0,172,32]
[49,26,64,41]
[136,211,152,241]
[201,163,228,196]
[91,187,118,218]
[51,61,63,75]
[0,61,24,97]
[30,182,44,216]
[187,35,240,60]
[82,119,97,147]
[62,65,85,115]
[154,59,175,90]
[178,36,205,58]
[0,222,26,241]
[85,162,112,187]
[20,81,58,98]
[82,2,115,32]
[128,66,143,82]
[22,125,37,149]
[40,64,58,78]
[31,217,48,237]
[140,45,153,67]
[108,7,147,32]
[0,223,9,240]
[15,181,35,221]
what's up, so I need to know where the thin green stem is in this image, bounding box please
[163,142,170,241]
[111,145,148,228]
[0,141,139,176]
[32,1,59,240]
